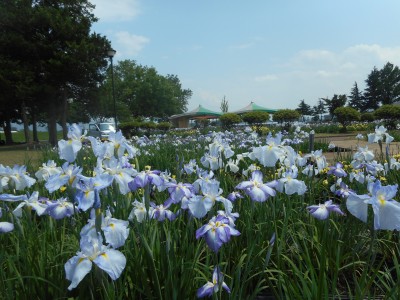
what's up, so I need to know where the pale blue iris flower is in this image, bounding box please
[75,174,114,211]
[98,156,137,194]
[35,160,62,182]
[366,181,400,230]
[327,162,347,178]
[80,209,129,249]
[58,124,85,163]
[0,164,36,192]
[64,234,126,290]
[46,197,76,220]
[307,200,344,220]
[276,167,307,195]
[235,170,277,202]
[13,191,49,217]
[128,197,147,223]
[45,162,82,193]
[0,208,14,233]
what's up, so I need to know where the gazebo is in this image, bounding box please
[232,101,277,114]
[169,105,222,128]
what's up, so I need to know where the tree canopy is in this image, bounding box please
[333,107,360,132]
[97,60,191,121]
[0,0,111,145]
[321,94,347,119]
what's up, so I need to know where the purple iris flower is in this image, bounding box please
[327,162,347,177]
[128,169,162,191]
[149,201,176,222]
[196,215,240,252]
[235,170,277,202]
[307,200,345,220]
[165,182,194,204]
[334,181,354,198]
[197,266,230,298]
[227,191,243,202]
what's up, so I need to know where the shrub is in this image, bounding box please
[219,113,241,130]
[119,121,142,137]
[242,111,269,134]
[333,107,360,132]
[272,109,300,131]
[157,122,172,131]
[374,104,400,129]
[361,112,375,122]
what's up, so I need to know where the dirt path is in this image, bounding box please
[315,133,400,163]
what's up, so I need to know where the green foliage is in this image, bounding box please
[157,122,172,131]
[242,111,270,134]
[296,99,313,116]
[219,113,241,130]
[242,111,270,124]
[273,109,300,131]
[374,104,400,129]
[361,112,375,122]
[348,82,364,111]
[322,94,347,119]
[333,107,361,132]
[364,62,400,110]
[220,96,229,113]
[273,109,300,123]
[119,121,143,137]
[98,60,192,119]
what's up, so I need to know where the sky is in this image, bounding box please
[91,0,400,113]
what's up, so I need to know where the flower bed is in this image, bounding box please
[0,125,399,299]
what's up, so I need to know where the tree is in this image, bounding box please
[312,99,326,122]
[242,111,269,133]
[321,94,347,120]
[333,107,360,132]
[374,104,400,129]
[219,113,241,130]
[273,109,300,130]
[348,82,364,112]
[0,0,111,145]
[220,96,229,113]
[378,62,400,105]
[360,112,375,123]
[363,62,400,111]
[363,66,381,111]
[98,60,191,120]
[296,99,312,121]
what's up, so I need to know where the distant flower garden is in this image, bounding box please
[0,123,399,298]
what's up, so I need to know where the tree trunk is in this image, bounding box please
[31,107,39,142]
[48,100,58,147]
[3,117,13,145]
[21,100,31,144]
[61,89,68,140]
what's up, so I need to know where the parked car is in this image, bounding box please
[87,122,116,140]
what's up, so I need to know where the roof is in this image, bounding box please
[169,105,222,119]
[232,101,277,114]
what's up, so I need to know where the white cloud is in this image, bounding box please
[344,44,400,65]
[91,0,141,22]
[114,32,149,57]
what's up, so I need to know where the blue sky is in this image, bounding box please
[91,0,400,112]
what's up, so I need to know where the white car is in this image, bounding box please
[87,123,116,140]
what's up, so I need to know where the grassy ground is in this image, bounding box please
[0,131,60,167]
[0,143,45,168]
